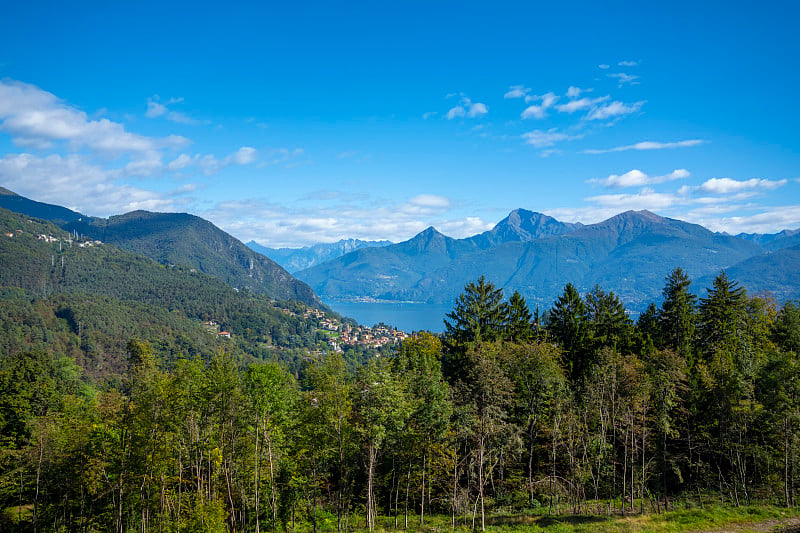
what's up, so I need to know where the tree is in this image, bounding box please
[506,290,535,342]
[503,342,565,505]
[299,353,354,532]
[444,276,508,347]
[457,343,514,531]
[757,348,800,507]
[354,360,409,531]
[772,301,800,354]
[245,362,297,533]
[697,271,747,359]
[584,285,632,354]
[658,268,697,360]
[394,333,452,526]
[547,283,589,382]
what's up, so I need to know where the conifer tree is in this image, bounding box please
[547,283,589,381]
[658,268,697,359]
[585,285,632,353]
[506,290,535,342]
[444,276,508,346]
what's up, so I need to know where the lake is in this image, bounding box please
[323,301,453,333]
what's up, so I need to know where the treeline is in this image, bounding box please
[1,269,799,532]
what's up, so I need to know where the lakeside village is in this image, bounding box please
[205,304,409,352]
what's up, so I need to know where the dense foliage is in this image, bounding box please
[2,259,799,532]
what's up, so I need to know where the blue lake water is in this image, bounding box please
[323,301,453,333]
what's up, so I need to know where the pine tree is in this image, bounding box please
[658,268,697,359]
[444,276,508,346]
[697,271,747,359]
[585,285,632,353]
[547,283,589,381]
[506,290,534,342]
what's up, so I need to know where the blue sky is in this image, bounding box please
[1,0,798,246]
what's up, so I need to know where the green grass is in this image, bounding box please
[350,504,800,533]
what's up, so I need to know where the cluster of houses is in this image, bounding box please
[312,310,408,351]
[33,232,102,248]
[202,309,407,351]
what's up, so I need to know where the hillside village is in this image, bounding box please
[203,303,409,351]
[303,306,409,351]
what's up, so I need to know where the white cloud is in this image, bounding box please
[521,92,559,119]
[587,187,683,210]
[608,72,640,87]
[446,106,465,120]
[504,85,530,99]
[467,102,488,117]
[689,206,800,234]
[167,153,196,171]
[585,100,645,120]
[566,86,582,98]
[556,95,609,113]
[260,147,304,168]
[446,95,488,120]
[698,177,788,194]
[618,60,638,67]
[201,194,491,246]
[166,146,259,175]
[0,153,177,215]
[521,129,579,148]
[231,146,257,165]
[145,99,168,118]
[145,95,205,125]
[592,168,691,188]
[0,80,188,154]
[583,139,705,154]
[598,64,610,70]
[124,152,164,177]
[408,194,451,209]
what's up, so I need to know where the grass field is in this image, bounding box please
[359,504,800,533]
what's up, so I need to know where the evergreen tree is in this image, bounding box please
[506,290,534,342]
[697,271,747,359]
[658,268,697,359]
[443,277,508,383]
[584,285,632,353]
[443,276,508,347]
[547,283,589,381]
[772,301,800,354]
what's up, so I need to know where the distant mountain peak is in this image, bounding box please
[418,225,443,236]
[478,209,580,245]
[0,187,19,196]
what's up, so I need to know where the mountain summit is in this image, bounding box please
[475,209,581,246]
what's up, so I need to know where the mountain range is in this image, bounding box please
[3,188,799,316]
[0,187,321,307]
[248,238,392,273]
[295,208,800,312]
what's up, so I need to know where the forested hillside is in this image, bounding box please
[0,188,321,307]
[0,208,367,382]
[2,260,799,532]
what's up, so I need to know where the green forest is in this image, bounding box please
[2,264,800,532]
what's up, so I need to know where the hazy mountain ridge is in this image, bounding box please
[297,209,798,311]
[248,238,392,273]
